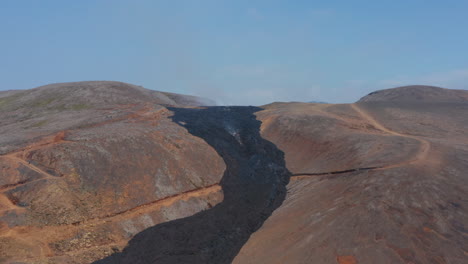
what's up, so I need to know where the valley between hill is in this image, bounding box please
[0,83,467,264]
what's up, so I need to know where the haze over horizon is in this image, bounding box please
[1,0,468,105]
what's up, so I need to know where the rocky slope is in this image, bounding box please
[359,85,468,103]
[0,83,467,264]
[234,88,468,264]
[95,106,289,264]
[0,82,225,263]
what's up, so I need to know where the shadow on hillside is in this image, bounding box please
[94,106,290,264]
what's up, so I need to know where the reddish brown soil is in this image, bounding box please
[233,99,468,264]
[0,82,225,263]
[337,256,357,264]
[1,83,467,264]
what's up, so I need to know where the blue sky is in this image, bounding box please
[1,0,468,105]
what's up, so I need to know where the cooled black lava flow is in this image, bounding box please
[94,106,291,264]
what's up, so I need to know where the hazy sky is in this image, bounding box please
[1,0,468,105]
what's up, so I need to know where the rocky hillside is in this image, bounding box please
[0,81,214,154]
[0,83,467,264]
[359,85,468,103]
[0,82,226,263]
[235,86,468,264]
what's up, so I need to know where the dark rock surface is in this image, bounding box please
[94,106,290,264]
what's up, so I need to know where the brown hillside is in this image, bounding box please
[359,85,468,103]
[0,82,224,263]
[234,98,468,264]
[0,83,467,264]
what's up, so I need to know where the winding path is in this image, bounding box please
[0,132,223,222]
[350,103,431,164]
[291,103,431,180]
[0,129,224,261]
[0,143,66,210]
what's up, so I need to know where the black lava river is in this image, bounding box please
[94,106,291,264]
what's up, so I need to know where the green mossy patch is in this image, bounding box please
[31,97,56,107]
[70,104,91,110]
[0,92,27,110]
[30,120,48,128]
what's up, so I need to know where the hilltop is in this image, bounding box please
[359,85,468,103]
[0,83,466,264]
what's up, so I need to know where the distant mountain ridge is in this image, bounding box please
[0,81,215,109]
[358,85,468,103]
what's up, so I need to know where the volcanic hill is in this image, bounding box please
[0,82,467,264]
